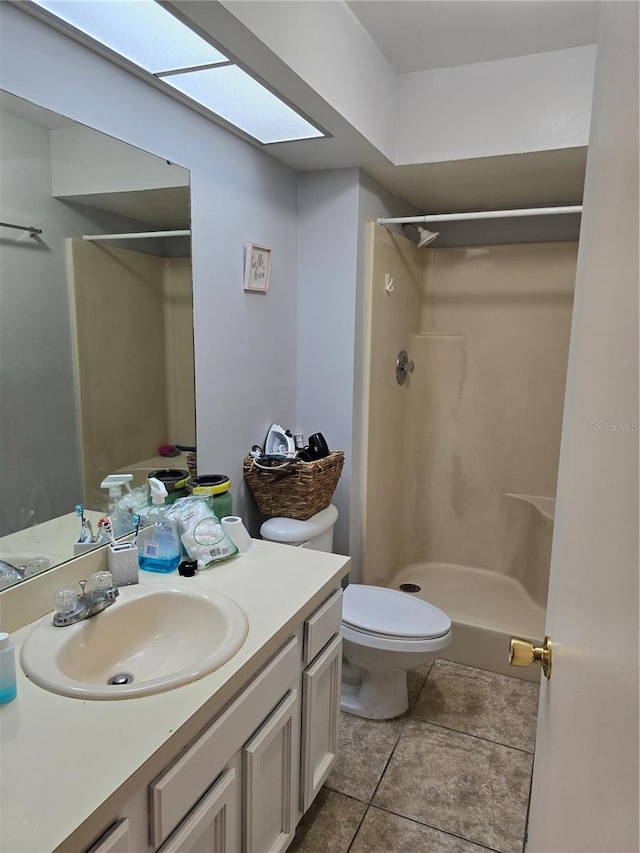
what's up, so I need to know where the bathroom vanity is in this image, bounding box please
[0,541,350,853]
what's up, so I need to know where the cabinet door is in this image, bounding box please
[158,766,240,853]
[243,690,299,853]
[300,634,343,812]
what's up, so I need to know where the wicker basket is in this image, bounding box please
[185,451,197,479]
[243,451,344,520]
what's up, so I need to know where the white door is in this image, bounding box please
[526,4,639,851]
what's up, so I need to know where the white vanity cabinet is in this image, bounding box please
[149,637,300,853]
[81,587,344,853]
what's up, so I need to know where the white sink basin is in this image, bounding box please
[20,582,249,699]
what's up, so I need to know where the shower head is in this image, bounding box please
[416,225,439,248]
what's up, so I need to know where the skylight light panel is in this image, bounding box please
[161,65,324,144]
[30,0,229,73]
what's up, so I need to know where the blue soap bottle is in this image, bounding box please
[0,632,17,704]
[139,478,181,573]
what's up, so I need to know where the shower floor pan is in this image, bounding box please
[392,562,546,682]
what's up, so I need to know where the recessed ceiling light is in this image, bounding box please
[30,0,229,73]
[162,65,325,144]
[26,0,327,144]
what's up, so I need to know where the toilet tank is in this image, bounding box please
[260,504,338,552]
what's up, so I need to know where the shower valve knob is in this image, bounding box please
[395,350,414,385]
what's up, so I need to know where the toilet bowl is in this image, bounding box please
[341,585,452,719]
[259,508,452,720]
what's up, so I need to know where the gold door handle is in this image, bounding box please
[509,636,552,678]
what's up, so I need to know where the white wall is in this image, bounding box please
[297,169,360,556]
[0,3,301,531]
[0,107,188,536]
[50,125,189,197]
[0,109,81,535]
[397,46,596,165]
[297,168,421,569]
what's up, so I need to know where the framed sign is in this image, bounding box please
[244,243,272,292]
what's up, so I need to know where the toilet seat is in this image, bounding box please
[341,622,452,655]
[342,584,451,640]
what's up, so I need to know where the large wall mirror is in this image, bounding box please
[0,91,194,589]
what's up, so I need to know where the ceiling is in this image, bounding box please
[5,2,600,223]
[346,1,601,74]
[189,0,597,216]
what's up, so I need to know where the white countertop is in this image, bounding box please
[0,541,350,853]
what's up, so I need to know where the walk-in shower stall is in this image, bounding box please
[360,222,576,679]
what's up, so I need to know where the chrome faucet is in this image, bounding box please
[53,572,119,627]
[0,559,26,582]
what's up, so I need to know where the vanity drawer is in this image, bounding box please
[85,819,130,853]
[303,589,343,665]
[150,636,299,849]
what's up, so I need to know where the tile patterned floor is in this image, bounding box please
[290,660,539,853]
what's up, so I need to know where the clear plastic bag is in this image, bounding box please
[166,496,238,567]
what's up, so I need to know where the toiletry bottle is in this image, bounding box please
[100,474,135,537]
[0,632,17,704]
[138,478,181,573]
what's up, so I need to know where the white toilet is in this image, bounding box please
[341,584,452,719]
[260,505,452,720]
[260,504,339,551]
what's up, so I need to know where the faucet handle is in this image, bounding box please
[89,571,114,591]
[54,587,77,616]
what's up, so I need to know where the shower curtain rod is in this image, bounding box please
[82,229,191,242]
[0,221,42,236]
[376,205,582,226]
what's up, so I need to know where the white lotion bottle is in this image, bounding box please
[0,632,17,704]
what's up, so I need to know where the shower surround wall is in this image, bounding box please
[363,224,576,675]
[68,240,195,508]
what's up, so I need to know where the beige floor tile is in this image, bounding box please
[412,660,539,752]
[350,807,495,853]
[325,712,406,801]
[407,664,431,708]
[373,719,533,853]
[288,788,366,853]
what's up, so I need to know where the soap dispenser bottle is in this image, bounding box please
[0,632,17,704]
[139,478,181,573]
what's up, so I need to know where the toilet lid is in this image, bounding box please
[343,585,451,639]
